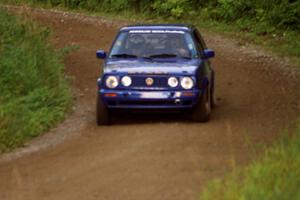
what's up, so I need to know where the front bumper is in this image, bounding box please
[100,89,201,109]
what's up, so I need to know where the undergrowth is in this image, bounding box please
[0,9,71,152]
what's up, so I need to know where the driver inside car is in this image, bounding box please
[168,34,190,58]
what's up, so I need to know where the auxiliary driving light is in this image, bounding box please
[121,76,132,87]
[168,77,179,88]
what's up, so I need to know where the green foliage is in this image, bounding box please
[6,0,299,33]
[211,0,300,31]
[3,0,299,57]
[0,9,71,152]
[151,0,191,18]
[201,126,300,200]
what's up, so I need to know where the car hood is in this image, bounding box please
[104,60,201,75]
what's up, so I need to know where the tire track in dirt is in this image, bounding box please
[0,6,299,200]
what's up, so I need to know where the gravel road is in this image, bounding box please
[0,6,299,200]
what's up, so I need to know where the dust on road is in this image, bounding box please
[0,6,299,200]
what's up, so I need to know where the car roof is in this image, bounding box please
[120,24,195,32]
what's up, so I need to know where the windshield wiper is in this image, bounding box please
[149,53,177,58]
[148,54,192,60]
[111,53,137,58]
[178,56,192,60]
[140,56,153,61]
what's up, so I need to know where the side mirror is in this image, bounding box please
[203,49,215,58]
[96,50,106,59]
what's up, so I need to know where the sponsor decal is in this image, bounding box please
[128,71,168,74]
[129,30,185,34]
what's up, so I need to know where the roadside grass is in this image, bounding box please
[0,9,71,152]
[201,125,300,200]
[197,19,300,65]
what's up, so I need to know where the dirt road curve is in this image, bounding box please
[0,6,299,200]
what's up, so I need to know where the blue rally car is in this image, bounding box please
[96,24,215,125]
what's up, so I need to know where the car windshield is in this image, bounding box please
[109,30,199,59]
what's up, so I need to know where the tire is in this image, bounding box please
[192,87,211,122]
[96,92,110,125]
[210,73,216,109]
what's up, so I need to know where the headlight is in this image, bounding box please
[168,77,178,88]
[121,76,132,87]
[106,76,118,89]
[180,77,194,90]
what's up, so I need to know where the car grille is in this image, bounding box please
[130,75,170,90]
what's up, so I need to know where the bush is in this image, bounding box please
[0,9,71,152]
[211,0,300,32]
[9,0,299,34]
[150,0,190,18]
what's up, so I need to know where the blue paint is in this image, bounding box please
[96,50,106,59]
[204,49,215,58]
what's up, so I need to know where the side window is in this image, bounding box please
[192,30,205,58]
[184,33,198,58]
[194,29,207,50]
[192,30,204,51]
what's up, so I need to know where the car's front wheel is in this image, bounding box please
[192,86,211,122]
[96,92,110,125]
